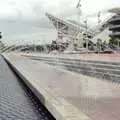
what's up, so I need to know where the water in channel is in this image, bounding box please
[0,56,55,120]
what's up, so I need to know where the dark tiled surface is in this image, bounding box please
[0,56,55,120]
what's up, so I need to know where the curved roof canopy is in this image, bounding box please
[109,8,120,14]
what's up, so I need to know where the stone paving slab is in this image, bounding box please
[3,53,120,120]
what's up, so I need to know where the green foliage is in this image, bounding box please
[96,39,109,51]
[96,39,102,51]
[109,37,117,45]
[109,37,119,48]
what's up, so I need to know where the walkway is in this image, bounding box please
[4,53,120,120]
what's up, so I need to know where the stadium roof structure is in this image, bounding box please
[46,12,114,44]
[109,8,120,14]
[46,12,94,39]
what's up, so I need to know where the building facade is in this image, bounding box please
[109,8,120,39]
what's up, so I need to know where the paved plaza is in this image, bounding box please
[3,53,120,120]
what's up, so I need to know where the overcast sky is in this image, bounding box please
[0,0,120,45]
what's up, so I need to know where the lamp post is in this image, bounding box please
[117,38,120,52]
[33,40,37,53]
[41,35,47,53]
[84,19,88,52]
[76,0,82,49]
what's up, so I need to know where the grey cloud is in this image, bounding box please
[0,0,119,45]
[0,0,55,43]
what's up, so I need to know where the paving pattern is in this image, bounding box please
[24,53,120,62]
[21,54,120,120]
[0,56,55,120]
[29,55,120,82]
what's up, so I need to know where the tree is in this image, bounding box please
[109,37,118,49]
[102,41,108,50]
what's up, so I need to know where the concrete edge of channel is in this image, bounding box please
[2,54,91,120]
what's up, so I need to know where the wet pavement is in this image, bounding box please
[0,55,55,120]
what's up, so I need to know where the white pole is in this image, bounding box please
[84,20,88,52]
